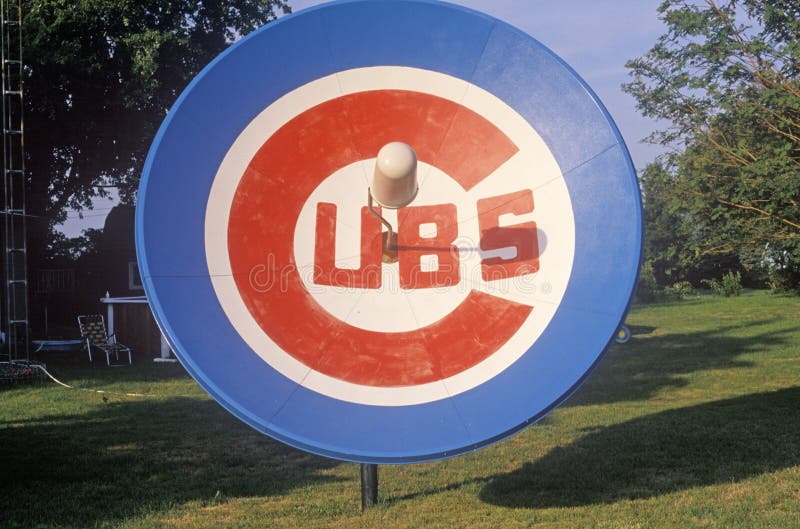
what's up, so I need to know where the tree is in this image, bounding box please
[639,161,743,288]
[638,162,693,284]
[624,0,800,289]
[46,228,103,262]
[20,0,290,262]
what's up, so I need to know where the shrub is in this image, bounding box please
[665,281,694,300]
[767,265,800,294]
[702,270,742,297]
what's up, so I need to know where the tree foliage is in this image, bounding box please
[639,161,743,289]
[46,228,103,262]
[639,162,694,282]
[624,0,800,289]
[22,0,290,230]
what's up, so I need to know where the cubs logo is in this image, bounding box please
[205,67,575,406]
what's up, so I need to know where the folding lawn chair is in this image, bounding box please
[77,314,132,366]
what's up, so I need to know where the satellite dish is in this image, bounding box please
[136,0,642,464]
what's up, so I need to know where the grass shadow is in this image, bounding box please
[481,387,800,508]
[0,396,342,528]
[568,318,793,406]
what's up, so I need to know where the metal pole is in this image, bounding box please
[367,190,394,251]
[360,463,378,510]
[367,190,398,263]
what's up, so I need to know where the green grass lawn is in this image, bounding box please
[1,291,799,528]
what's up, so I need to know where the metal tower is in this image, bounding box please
[1,0,28,363]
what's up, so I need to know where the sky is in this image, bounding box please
[59,0,667,237]
[288,0,668,167]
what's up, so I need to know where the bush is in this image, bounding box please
[767,265,800,294]
[758,244,800,294]
[702,270,742,297]
[665,281,694,300]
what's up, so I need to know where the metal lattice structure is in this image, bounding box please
[0,0,29,363]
